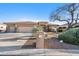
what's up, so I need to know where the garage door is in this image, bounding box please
[17,27,33,33]
[8,27,15,33]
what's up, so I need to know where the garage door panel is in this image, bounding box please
[9,27,15,32]
[17,27,33,33]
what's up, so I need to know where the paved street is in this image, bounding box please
[0,49,79,56]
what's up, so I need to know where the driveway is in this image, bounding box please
[0,33,35,54]
[0,33,33,39]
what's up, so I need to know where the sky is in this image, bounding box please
[0,3,65,25]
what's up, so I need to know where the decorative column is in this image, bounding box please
[36,31,46,49]
[15,24,17,33]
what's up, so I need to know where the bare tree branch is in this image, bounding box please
[50,3,79,29]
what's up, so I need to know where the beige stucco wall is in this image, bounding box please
[17,27,33,33]
[36,32,46,49]
[5,22,48,33]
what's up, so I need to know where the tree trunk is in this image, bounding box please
[67,24,72,29]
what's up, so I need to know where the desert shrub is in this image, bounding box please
[32,26,44,32]
[58,28,79,45]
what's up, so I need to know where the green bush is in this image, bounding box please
[32,26,44,32]
[58,28,79,45]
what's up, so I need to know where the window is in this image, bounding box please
[63,27,66,29]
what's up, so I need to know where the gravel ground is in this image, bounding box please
[45,38,79,49]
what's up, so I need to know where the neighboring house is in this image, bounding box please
[0,24,7,32]
[58,23,79,32]
[57,24,68,32]
[4,22,48,33]
[72,23,79,28]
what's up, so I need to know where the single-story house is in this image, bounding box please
[4,22,48,33]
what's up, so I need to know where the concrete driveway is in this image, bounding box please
[0,33,33,39]
[0,33,35,54]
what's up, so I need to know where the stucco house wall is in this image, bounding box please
[4,22,48,33]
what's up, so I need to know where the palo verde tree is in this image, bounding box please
[50,3,79,29]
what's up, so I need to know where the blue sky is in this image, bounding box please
[0,3,65,24]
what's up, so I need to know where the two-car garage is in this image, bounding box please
[17,27,33,33]
[5,22,36,33]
